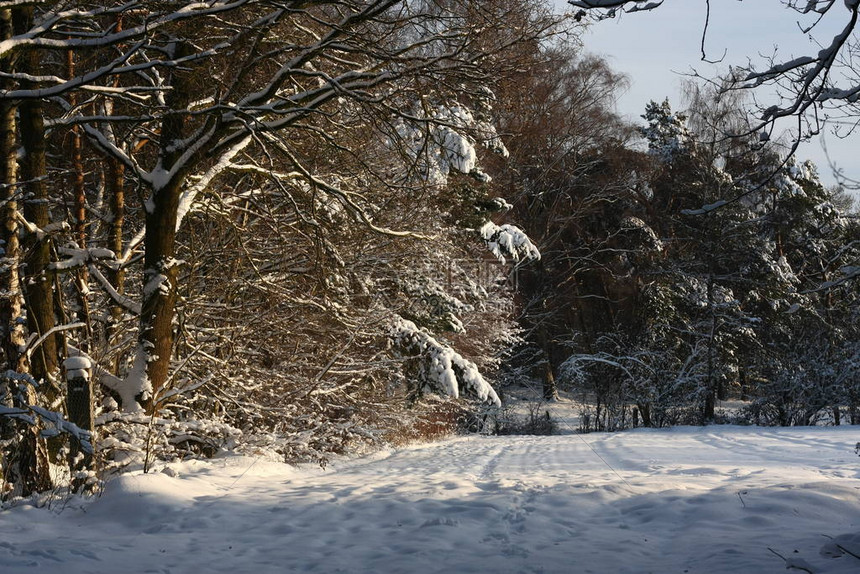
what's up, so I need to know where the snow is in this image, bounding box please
[28,406,93,454]
[50,246,116,272]
[108,345,152,413]
[394,102,508,186]
[176,135,252,232]
[88,265,142,315]
[390,317,501,406]
[681,200,728,216]
[143,271,171,299]
[480,222,541,264]
[2,424,859,573]
[62,356,91,372]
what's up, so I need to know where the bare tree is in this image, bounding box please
[571,1,860,157]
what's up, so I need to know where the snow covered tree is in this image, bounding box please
[636,99,793,422]
[0,0,568,482]
[558,96,842,428]
[0,0,552,417]
[0,6,50,496]
[624,96,859,427]
[390,318,501,405]
[490,41,640,400]
[734,155,860,424]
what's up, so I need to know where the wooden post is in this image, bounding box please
[64,356,94,477]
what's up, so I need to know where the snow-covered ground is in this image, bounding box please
[2,425,859,574]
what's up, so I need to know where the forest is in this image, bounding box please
[0,0,858,500]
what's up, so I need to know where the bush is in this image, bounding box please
[492,401,557,436]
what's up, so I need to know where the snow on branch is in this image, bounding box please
[176,135,253,232]
[480,222,541,265]
[390,317,500,407]
[0,0,247,60]
[259,132,427,238]
[67,345,147,413]
[680,200,728,216]
[568,1,664,16]
[50,246,117,271]
[0,405,31,424]
[814,265,860,290]
[559,353,648,384]
[0,374,93,452]
[30,406,94,454]
[25,322,87,361]
[89,265,142,315]
[395,101,508,187]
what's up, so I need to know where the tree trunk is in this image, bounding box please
[636,402,652,427]
[536,322,559,401]
[137,41,194,411]
[0,7,50,496]
[542,359,558,401]
[66,48,93,353]
[139,183,182,410]
[90,18,126,365]
[106,158,126,356]
[703,248,717,423]
[17,7,59,404]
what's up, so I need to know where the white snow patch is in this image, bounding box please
[63,356,91,372]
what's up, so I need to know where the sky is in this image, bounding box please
[556,0,859,192]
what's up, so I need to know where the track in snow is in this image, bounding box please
[1,426,859,574]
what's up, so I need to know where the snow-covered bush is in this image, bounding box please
[392,274,472,334]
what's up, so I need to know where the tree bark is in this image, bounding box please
[65,361,94,486]
[636,402,652,427]
[0,7,50,496]
[66,48,94,353]
[106,158,125,355]
[139,181,182,410]
[17,6,59,403]
[703,233,717,423]
[137,40,194,411]
[542,359,558,401]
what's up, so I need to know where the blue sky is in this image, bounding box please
[557,0,858,192]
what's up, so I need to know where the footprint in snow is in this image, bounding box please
[420,517,459,528]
